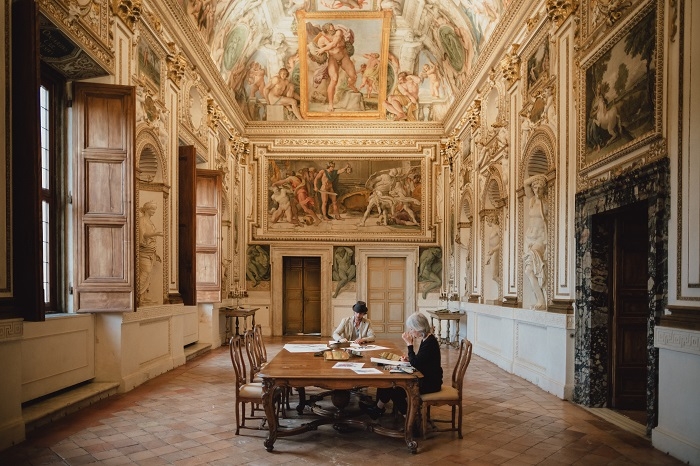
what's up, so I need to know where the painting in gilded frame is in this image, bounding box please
[297,11,391,119]
[578,1,662,172]
[256,155,433,243]
[137,34,162,94]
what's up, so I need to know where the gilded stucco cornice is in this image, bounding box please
[243,121,445,139]
[39,0,114,74]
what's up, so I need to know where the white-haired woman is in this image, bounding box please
[361,312,442,419]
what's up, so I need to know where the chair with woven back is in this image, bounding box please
[229,334,278,434]
[419,338,473,439]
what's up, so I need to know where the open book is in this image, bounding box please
[370,352,410,366]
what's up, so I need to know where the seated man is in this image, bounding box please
[332,301,376,344]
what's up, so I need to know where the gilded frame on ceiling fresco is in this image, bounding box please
[252,149,434,243]
[577,0,663,174]
[296,10,391,120]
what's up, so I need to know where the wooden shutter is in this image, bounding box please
[72,82,135,312]
[178,146,196,305]
[196,170,221,303]
[2,0,42,320]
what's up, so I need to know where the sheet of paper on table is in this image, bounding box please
[348,343,389,351]
[352,367,384,375]
[332,362,365,369]
[283,343,330,353]
[370,357,410,366]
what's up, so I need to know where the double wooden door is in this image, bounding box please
[283,257,321,335]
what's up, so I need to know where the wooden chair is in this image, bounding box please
[419,338,473,439]
[229,334,276,434]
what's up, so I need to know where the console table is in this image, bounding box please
[221,307,259,340]
[426,310,465,348]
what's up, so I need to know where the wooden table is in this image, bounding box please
[258,341,423,453]
[221,307,258,340]
[426,310,465,348]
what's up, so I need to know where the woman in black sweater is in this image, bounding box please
[362,312,443,418]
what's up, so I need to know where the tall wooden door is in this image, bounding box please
[367,257,406,337]
[283,257,321,335]
[610,202,648,410]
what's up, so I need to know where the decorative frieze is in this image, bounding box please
[655,327,700,356]
[0,319,23,341]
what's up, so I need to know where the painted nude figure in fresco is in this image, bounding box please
[272,171,322,225]
[310,23,358,112]
[419,247,442,299]
[314,161,352,220]
[247,245,270,287]
[523,174,548,310]
[385,71,421,121]
[264,68,303,120]
[138,201,163,306]
[333,246,356,297]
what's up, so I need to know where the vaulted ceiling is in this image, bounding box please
[180,0,512,124]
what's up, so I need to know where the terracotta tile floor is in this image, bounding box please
[0,337,683,465]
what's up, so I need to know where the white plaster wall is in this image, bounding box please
[462,303,574,399]
[653,327,700,465]
[22,314,95,402]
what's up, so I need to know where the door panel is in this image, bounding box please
[283,257,304,334]
[283,257,321,334]
[368,257,406,337]
[303,260,322,334]
[611,202,648,410]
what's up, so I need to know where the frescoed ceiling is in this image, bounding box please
[179,0,511,123]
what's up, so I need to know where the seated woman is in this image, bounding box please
[361,312,442,419]
[332,301,376,344]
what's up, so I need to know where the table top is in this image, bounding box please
[426,310,465,320]
[258,341,422,385]
[220,307,259,317]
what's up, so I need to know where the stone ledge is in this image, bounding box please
[184,342,212,361]
[23,382,120,432]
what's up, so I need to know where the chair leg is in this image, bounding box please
[457,404,463,439]
[235,401,241,435]
[421,403,427,440]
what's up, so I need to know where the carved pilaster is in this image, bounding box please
[466,100,481,131]
[546,0,578,28]
[111,0,142,31]
[207,98,223,130]
[230,132,250,165]
[166,43,188,88]
[441,132,461,172]
[501,44,521,89]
